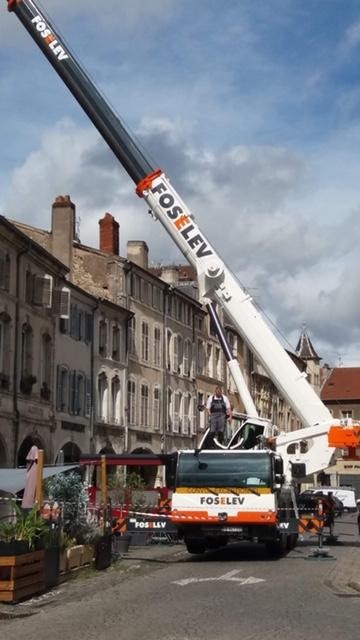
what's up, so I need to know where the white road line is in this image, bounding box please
[172,569,265,587]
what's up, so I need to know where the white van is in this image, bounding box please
[313,487,357,512]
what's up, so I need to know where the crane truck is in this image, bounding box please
[6,0,360,556]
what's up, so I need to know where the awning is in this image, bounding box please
[0,465,79,496]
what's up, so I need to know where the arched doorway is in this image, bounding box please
[129,447,157,488]
[61,442,82,464]
[17,435,45,467]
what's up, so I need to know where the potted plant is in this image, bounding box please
[46,473,91,572]
[0,506,48,603]
[0,504,48,555]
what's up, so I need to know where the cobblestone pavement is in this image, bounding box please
[320,512,360,596]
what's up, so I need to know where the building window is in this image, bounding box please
[128,317,136,356]
[25,269,33,305]
[112,325,121,360]
[99,320,107,356]
[141,280,151,306]
[40,333,52,400]
[98,372,108,421]
[56,365,69,412]
[173,391,182,433]
[0,312,11,390]
[182,394,190,434]
[173,335,179,373]
[140,383,149,427]
[153,386,161,430]
[191,397,197,435]
[154,327,161,366]
[183,339,192,376]
[206,343,213,378]
[141,321,149,362]
[341,410,352,420]
[111,376,121,424]
[0,252,10,292]
[197,339,205,375]
[166,329,172,370]
[197,392,206,430]
[127,378,136,425]
[167,388,173,432]
[130,273,140,299]
[214,347,221,379]
[21,322,33,379]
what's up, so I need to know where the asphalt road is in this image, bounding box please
[2,517,359,640]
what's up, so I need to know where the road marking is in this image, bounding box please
[172,569,265,586]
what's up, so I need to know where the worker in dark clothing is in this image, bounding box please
[323,491,336,536]
[206,386,232,444]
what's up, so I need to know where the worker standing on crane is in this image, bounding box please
[206,386,232,444]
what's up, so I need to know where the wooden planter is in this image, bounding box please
[0,549,45,603]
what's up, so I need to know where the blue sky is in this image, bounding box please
[1,0,360,365]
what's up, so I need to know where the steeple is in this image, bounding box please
[295,326,321,362]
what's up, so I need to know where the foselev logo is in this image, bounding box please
[151,181,214,260]
[200,496,245,506]
[31,15,69,61]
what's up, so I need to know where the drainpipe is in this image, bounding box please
[13,242,31,467]
[90,302,99,454]
[124,311,134,454]
[162,286,171,455]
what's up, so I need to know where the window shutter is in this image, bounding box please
[85,313,93,343]
[53,287,71,318]
[33,274,53,307]
[69,370,76,414]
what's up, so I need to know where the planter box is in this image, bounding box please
[59,549,67,574]
[66,545,84,571]
[81,545,94,566]
[0,540,30,556]
[0,549,45,603]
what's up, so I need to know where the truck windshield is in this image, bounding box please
[176,452,272,488]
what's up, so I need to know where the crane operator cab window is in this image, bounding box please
[230,421,266,450]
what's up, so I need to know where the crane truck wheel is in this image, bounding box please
[185,539,206,554]
[286,533,298,551]
[265,534,288,558]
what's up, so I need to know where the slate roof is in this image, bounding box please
[295,328,320,360]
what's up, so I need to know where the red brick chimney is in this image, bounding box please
[99,213,119,255]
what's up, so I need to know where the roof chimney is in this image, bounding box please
[127,240,149,270]
[99,213,119,255]
[51,195,75,269]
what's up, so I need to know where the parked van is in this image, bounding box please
[313,487,357,512]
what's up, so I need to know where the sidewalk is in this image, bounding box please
[0,542,186,620]
[319,512,360,595]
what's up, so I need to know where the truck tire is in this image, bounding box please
[286,533,298,551]
[266,534,287,558]
[185,540,206,555]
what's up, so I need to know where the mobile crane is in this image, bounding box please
[6,0,360,556]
